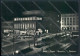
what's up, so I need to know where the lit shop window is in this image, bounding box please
[40,18,42,20]
[27,18,29,20]
[30,17,32,20]
[33,17,35,20]
[18,18,19,21]
[15,18,17,21]
[14,18,16,21]
[26,18,27,20]
[37,17,40,20]
[16,18,18,21]
[21,18,22,21]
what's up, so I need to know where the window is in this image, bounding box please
[25,24,28,29]
[73,18,76,25]
[25,18,27,20]
[18,24,20,29]
[30,17,32,20]
[40,18,42,20]
[17,24,19,29]
[23,23,24,29]
[70,18,72,25]
[62,18,64,25]
[28,17,29,20]
[14,18,16,21]
[23,18,25,20]
[21,24,22,29]
[27,23,29,28]
[70,27,72,30]
[14,24,16,29]
[16,24,18,29]
[33,17,35,20]
[73,27,75,30]
[33,24,34,28]
[18,18,20,21]
[30,24,32,28]
[67,27,69,30]
[21,18,22,21]
[76,18,79,25]
[37,17,40,20]
[76,27,79,30]
[25,24,26,29]
[67,18,69,25]
[16,18,18,21]
[64,18,66,25]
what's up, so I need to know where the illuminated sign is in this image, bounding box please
[14,17,42,21]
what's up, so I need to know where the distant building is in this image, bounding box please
[2,10,43,37]
[2,21,13,33]
[14,16,42,36]
[14,10,43,36]
[61,14,79,32]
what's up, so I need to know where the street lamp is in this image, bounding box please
[15,50,19,54]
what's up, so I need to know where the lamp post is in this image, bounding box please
[13,20,15,55]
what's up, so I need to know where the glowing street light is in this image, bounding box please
[15,50,19,54]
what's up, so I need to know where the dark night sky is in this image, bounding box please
[1,1,78,21]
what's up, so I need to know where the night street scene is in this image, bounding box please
[1,0,79,56]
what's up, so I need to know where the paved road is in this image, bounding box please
[1,32,68,55]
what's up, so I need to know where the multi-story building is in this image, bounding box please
[13,16,42,36]
[2,10,43,37]
[61,14,79,32]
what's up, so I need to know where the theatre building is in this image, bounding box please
[61,14,79,32]
[14,16,42,36]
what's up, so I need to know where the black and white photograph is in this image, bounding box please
[1,0,80,56]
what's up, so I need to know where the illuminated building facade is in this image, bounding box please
[14,16,42,36]
[61,14,79,32]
